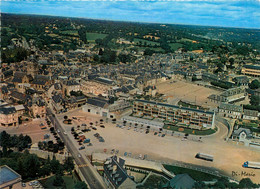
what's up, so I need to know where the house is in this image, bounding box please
[14,104,26,116]
[0,107,18,126]
[243,109,258,120]
[62,80,80,96]
[241,64,260,77]
[67,96,87,109]
[232,76,249,86]
[9,91,31,104]
[0,165,22,189]
[164,174,195,189]
[31,75,51,92]
[28,94,46,118]
[51,93,65,113]
[82,97,115,118]
[218,103,243,119]
[232,128,252,142]
[144,85,157,97]
[103,156,136,189]
[208,87,246,104]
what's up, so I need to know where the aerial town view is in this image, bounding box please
[0,1,260,189]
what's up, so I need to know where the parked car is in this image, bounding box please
[124,152,127,156]
[99,137,105,142]
[22,183,26,187]
[87,143,93,146]
[79,146,85,150]
[162,134,166,137]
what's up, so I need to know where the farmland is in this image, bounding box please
[86,32,108,43]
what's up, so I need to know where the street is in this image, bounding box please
[47,108,106,189]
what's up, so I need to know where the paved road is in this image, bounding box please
[47,108,106,189]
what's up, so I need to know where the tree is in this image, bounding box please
[250,95,260,106]
[51,156,63,175]
[239,178,258,188]
[229,58,235,68]
[24,154,40,178]
[144,48,155,56]
[249,80,260,89]
[64,115,68,120]
[53,174,64,187]
[64,157,74,174]
[78,27,87,44]
[74,181,88,189]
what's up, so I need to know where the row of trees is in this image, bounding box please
[0,148,74,180]
[2,47,31,63]
[0,131,32,153]
[38,140,65,153]
[93,48,137,64]
[195,177,259,189]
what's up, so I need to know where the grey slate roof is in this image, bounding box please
[66,80,79,86]
[219,103,243,112]
[169,174,195,189]
[243,109,258,117]
[86,98,107,108]
[103,156,132,188]
[136,99,214,115]
[0,107,17,115]
[243,65,260,70]
[233,128,252,138]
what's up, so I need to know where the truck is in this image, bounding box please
[242,161,260,169]
[195,153,214,162]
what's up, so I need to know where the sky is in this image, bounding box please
[1,0,260,29]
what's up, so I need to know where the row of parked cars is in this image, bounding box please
[154,132,166,137]
[94,133,105,142]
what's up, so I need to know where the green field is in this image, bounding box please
[137,174,168,189]
[60,30,78,36]
[134,38,160,46]
[86,32,107,43]
[163,164,219,181]
[163,124,217,136]
[169,43,183,51]
[177,38,194,43]
[40,174,79,189]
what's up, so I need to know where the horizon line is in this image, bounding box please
[2,12,260,30]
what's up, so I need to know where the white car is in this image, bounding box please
[57,129,60,133]
[64,132,67,135]
[78,154,81,158]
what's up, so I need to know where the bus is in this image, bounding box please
[195,153,214,162]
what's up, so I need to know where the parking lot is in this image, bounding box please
[56,109,260,183]
[0,118,53,143]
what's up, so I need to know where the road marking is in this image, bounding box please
[78,164,88,167]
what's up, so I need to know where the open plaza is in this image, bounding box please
[156,79,220,108]
[57,109,260,183]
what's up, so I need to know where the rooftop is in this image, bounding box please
[135,99,214,115]
[0,165,21,188]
